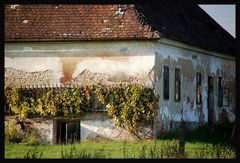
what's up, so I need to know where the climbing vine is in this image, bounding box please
[96,84,159,138]
[5,85,94,119]
[5,84,159,137]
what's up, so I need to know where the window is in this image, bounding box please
[222,88,229,106]
[163,66,169,100]
[218,77,223,107]
[196,73,202,104]
[175,68,181,101]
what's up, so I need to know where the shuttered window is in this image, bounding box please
[175,68,181,101]
[196,72,202,104]
[163,66,169,100]
[218,77,223,107]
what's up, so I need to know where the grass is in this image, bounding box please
[5,139,235,159]
[5,123,236,159]
[159,123,235,148]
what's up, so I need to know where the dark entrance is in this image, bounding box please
[66,123,80,144]
[208,76,215,125]
[53,118,80,144]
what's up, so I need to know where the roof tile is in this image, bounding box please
[5,4,235,55]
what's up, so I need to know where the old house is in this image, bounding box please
[4,4,236,144]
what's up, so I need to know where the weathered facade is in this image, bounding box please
[5,41,155,87]
[4,4,236,144]
[153,39,235,135]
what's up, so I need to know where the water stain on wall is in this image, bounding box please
[60,57,83,83]
[60,55,131,84]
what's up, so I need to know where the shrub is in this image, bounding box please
[22,133,41,146]
[5,119,21,143]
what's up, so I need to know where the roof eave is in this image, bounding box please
[4,37,160,42]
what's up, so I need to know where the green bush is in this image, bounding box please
[5,119,21,143]
[22,133,40,146]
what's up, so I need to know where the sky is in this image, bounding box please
[199,5,235,38]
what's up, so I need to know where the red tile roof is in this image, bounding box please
[4,4,235,56]
[4,4,157,41]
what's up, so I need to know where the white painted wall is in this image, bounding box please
[153,38,235,129]
[80,119,136,141]
[5,40,236,136]
[5,41,155,86]
[72,55,154,78]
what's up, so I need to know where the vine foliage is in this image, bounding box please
[5,84,159,137]
[96,84,159,138]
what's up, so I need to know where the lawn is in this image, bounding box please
[4,139,235,159]
[5,122,236,159]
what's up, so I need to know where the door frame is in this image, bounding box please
[53,118,80,144]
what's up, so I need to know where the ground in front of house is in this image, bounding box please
[5,139,235,159]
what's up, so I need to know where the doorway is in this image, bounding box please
[53,118,80,144]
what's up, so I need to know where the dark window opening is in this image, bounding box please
[208,76,215,125]
[66,123,80,144]
[222,88,229,107]
[196,72,202,104]
[53,119,80,144]
[59,121,66,144]
[218,77,223,107]
[163,66,169,100]
[175,68,181,102]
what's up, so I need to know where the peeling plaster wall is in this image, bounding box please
[5,114,152,143]
[5,40,235,139]
[5,41,155,87]
[80,113,152,141]
[5,116,53,144]
[4,41,155,142]
[152,39,235,135]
